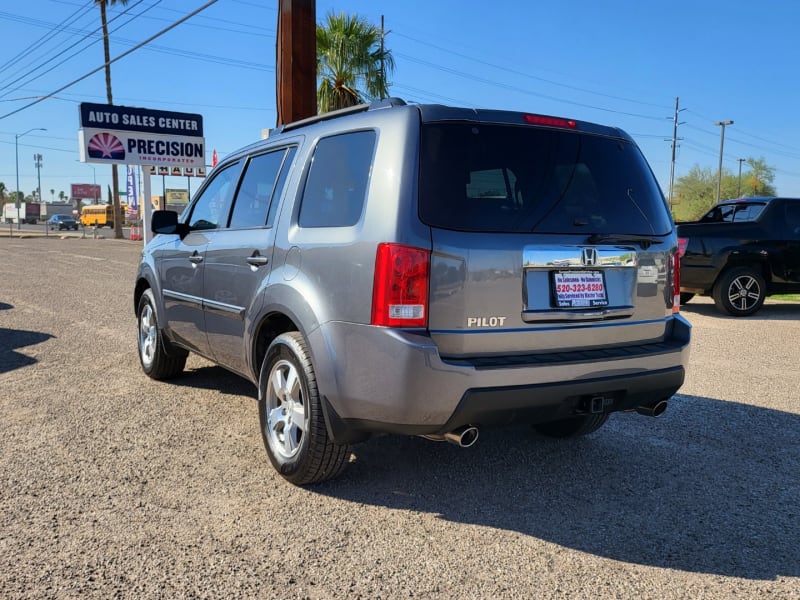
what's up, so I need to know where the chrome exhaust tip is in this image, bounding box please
[635,400,668,417]
[443,425,479,448]
[421,425,480,448]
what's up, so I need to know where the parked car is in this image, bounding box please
[677,197,800,316]
[134,99,691,484]
[48,214,79,230]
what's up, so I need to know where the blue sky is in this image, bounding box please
[1,0,799,203]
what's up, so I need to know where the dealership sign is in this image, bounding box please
[78,102,205,168]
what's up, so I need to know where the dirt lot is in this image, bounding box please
[1,236,798,599]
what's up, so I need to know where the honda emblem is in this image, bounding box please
[581,247,598,266]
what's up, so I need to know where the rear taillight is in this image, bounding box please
[677,237,689,258]
[371,243,430,328]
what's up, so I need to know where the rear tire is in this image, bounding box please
[259,332,350,485]
[532,413,609,438]
[712,267,766,317]
[137,288,187,379]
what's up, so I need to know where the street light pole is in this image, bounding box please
[714,120,733,204]
[14,127,46,229]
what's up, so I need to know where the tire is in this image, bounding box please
[258,332,350,485]
[712,267,766,317]
[532,413,609,438]
[679,292,695,304]
[137,288,187,379]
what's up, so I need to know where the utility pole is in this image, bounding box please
[714,120,733,204]
[276,0,316,126]
[667,97,684,211]
[34,153,43,204]
[737,158,746,197]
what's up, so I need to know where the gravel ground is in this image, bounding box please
[1,236,798,599]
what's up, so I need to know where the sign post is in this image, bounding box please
[78,102,205,244]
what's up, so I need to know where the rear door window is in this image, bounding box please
[418,122,672,235]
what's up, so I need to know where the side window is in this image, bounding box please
[187,161,241,230]
[228,148,291,230]
[298,131,375,228]
[784,203,800,236]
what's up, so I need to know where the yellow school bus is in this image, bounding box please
[80,205,114,228]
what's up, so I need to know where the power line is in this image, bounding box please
[396,52,666,121]
[0,1,154,100]
[0,0,221,121]
[0,2,94,77]
[394,31,671,112]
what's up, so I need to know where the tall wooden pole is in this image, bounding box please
[276,0,316,126]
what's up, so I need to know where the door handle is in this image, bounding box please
[189,251,203,264]
[247,253,269,267]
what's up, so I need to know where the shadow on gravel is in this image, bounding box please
[168,365,256,398]
[314,394,799,581]
[0,327,53,373]
[0,302,12,311]
[681,300,800,321]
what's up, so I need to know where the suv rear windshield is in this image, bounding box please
[418,122,672,235]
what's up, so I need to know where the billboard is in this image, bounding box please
[78,103,205,168]
[71,183,101,200]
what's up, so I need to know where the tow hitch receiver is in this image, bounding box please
[586,395,613,414]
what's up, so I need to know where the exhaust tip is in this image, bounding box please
[444,425,480,448]
[636,400,668,418]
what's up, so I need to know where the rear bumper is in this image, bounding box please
[308,315,691,443]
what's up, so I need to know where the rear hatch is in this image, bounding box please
[418,112,677,358]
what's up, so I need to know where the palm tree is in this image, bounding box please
[316,12,394,113]
[58,190,66,202]
[95,0,128,239]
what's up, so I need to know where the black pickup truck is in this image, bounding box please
[677,196,800,316]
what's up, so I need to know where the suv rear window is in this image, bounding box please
[418,122,672,235]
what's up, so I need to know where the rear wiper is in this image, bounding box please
[585,234,660,249]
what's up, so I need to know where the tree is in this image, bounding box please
[316,12,394,113]
[58,190,66,202]
[50,188,55,202]
[672,157,778,222]
[95,0,128,239]
[0,182,6,204]
[742,157,776,197]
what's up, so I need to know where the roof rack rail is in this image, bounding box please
[272,97,407,135]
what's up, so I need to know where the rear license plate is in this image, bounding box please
[553,271,608,308]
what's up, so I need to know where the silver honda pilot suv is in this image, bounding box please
[135,99,691,485]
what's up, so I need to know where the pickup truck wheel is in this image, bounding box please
[532,413,609,438]
[259,332,350,485]
[137,288,187,379]
[713,267,766,317]
[679,292,695,304]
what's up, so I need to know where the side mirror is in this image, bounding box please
[151,210,189,237]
